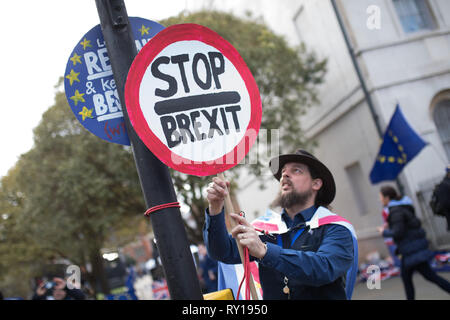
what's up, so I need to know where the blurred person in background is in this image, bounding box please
[430,165,450,231]
[379,201,401,268]
[378,185,450,300]
[198,243,218,294]
[32,277,85,300]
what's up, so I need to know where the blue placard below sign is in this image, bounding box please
[64,17,165,145]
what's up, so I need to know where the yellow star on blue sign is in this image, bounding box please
[139,24,150,36]
[79,106,93,121]
[66,69,80,86]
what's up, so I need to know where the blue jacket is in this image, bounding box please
[203,206,354,299]
[382,197,434,268]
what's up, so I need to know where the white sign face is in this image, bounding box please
[138,40,251,162]
[125,24,261,176]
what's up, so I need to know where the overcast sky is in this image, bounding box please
[0,0,199,178]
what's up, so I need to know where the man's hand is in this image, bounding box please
[206,177,230,215]
[230,213,267,260]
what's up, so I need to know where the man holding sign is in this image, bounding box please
[124,22,262,299]
[204,150,358,300]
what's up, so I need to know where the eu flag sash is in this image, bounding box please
[369,104,427,184]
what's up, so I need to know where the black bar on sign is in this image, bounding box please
[154,91,241,115]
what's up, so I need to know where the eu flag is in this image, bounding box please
[369,104,427,184]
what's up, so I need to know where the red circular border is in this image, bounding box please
[125,24,262,176]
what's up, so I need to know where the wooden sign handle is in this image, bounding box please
[217,172,259,300]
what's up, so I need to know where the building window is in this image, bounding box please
[345,162,369,216]
[433,98,450,161]
[393,0,436,33]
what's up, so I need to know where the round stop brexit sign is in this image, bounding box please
[125,24,261,176]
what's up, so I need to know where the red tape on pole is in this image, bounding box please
[144,202,181,216]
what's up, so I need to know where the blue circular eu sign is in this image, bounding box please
[64,17,165,145]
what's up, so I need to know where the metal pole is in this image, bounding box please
[330,0,382,137]
[330,0,404,194]
[95,0,203,299]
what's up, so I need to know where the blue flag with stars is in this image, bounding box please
[369,104,427,184]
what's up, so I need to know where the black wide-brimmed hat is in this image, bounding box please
[269,149,336,206]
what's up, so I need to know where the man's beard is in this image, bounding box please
[279,189,313,209]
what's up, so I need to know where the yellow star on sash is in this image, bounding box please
[70,53,82,66]
[70,90,85,106]
[66,69,80,86]
[80,38,92,50]
[139,25,150,36]
[79,106,93,121]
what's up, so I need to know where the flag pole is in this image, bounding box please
[217,172,259,300]
[330,0,404,195]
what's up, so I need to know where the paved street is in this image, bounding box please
[353,271,450,300]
